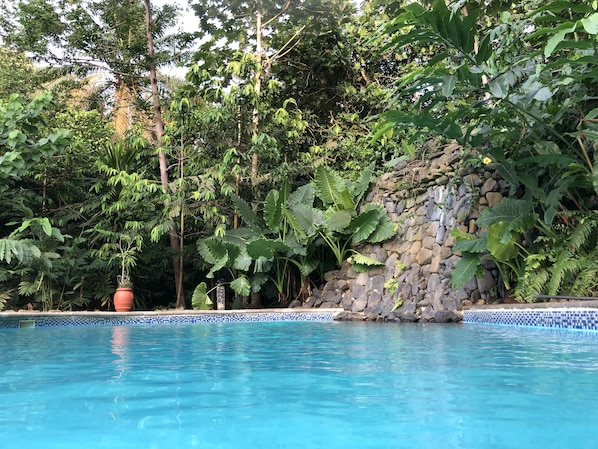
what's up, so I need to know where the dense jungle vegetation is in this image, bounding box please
[0,0,596,311]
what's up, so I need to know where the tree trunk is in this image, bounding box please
[144,0,185,308]
[113,77,133,137]
[251,0,263,187]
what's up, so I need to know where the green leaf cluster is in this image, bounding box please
[197,163,395,304]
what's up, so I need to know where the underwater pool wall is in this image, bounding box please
[464,302,598,331]
[0,309,341,329]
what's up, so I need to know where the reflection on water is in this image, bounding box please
[111,326,129,381]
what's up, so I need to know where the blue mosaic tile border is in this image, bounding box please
[464,308,598,331]
[0,310,339,329]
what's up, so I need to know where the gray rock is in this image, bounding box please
[434,310,457,323]
[399,313,419,322]
[351,297,368,313]
[398,302,416,314]
[288,299,302,308]
[320,302,339,308]
[420,305,435,321]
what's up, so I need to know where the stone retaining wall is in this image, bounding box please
[298,143,508,322]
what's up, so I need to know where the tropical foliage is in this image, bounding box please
[379,0,598,300]
[197,164,394,306]
[1,0,596,310]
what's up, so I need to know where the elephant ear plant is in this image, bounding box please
[313,163,396,271]
[196,181,318,306]
[196,163,396,306]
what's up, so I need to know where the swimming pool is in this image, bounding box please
[1,321,597,448]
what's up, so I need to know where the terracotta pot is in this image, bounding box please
[113,287,134,312]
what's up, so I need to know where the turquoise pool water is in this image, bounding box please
[1,321,597,448]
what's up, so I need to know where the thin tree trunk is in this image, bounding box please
[144,0,185,308]
[234,104,242,229]
[251,0,263,187]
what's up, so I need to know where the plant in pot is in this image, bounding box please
[112,233,143,312]
[92,228,143,312]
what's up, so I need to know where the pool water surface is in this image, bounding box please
[1,321,597,448]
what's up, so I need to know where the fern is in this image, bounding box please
[569,254,598,296]
[516,212,598,301]
[568,218,595,251]
[514,253,549,302]
[0,238,38,266]
[546,253,579,296]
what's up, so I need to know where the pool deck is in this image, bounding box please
[0,308,344,329]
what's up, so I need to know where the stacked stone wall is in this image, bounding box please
[298,143,508,322]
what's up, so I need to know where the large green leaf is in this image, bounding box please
[264,190,282,233]
[581,13,598,34]
[229,192,264,232]
[487,222,519,262]
[348,252,386,273]
[191,282,212,310]
[347,209,380,243]
[367,216,396,243]
[281,207,307,240]
[249,273,269,293]
[198,238,241,278]
[253,256,272,273]
[288,184,315,207]
[246,238,289,260]
[230,276,251,297]
[361,203,396,243]
[222,227,257,245]
[296,257,319,277]
[452,228,487,253]
[232,248,252,272]
[284,235,307,257]
[289,203,325,237]
[476,198,534,229]
[544,23,577,57]
[197,238,227,265]
[351,162,375,205]
[314,165,355,210]
[326,209,353,232]
[450,252,482,288]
